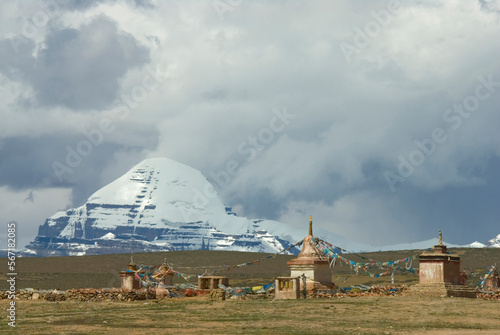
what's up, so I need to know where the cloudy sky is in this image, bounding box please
[1,0,499,249]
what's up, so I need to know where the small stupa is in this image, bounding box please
[152,258,175,299]
[485,269,500,290]
[152,258,175,287]
[418,230,464,285]
[405,230,476,298]
[287,216,335,292]
[119,258,142,292]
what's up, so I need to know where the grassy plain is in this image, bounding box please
[1,248,499,334]
[1,295,499,334]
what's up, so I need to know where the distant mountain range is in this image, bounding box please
[20,158,500,257]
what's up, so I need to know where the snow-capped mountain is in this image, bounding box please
[24,158,307,256]
[466,234,500,249]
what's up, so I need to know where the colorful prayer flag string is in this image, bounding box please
[310,236,420,278]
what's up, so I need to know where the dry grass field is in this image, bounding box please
[1,295,499,334]
[1,248,499,334]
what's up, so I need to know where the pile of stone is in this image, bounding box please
[0,289,66,301]
[42,290,67,302]
[477,290,500,301]
[65,288,157,301]
[17,290,46,300]
[66,288,122,302]
[0,288,161,302]
[208,289,226,301]
[120,288,157,301]
[312,285,405,298]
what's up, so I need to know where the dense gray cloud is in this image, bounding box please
[0,0,499,248]
[0,134,155,206]
[0,16,150,110]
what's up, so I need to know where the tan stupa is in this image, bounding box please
[287,216,335,292]
[152,258,174,286]
[404,229,476,298]
[120,259,142,292]
[418,229,463,285]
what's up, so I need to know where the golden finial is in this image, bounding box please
[438,229,443,245]
[308,216,313,236]
[127,257,137,271]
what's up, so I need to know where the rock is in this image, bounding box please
[209,289,225,301]
[155,287,169,300]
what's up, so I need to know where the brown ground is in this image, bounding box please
[1,295,499,334]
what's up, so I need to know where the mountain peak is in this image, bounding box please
[86,156,227,227]
[23,157,300,256]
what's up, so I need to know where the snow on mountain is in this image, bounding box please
[24,158,304,256]
[467,241,487,248]
[485,234,500,248]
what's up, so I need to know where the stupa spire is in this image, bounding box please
[309,216,313,236]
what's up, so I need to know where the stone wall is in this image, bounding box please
[198,276,229,290]
[419,260,462,284]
